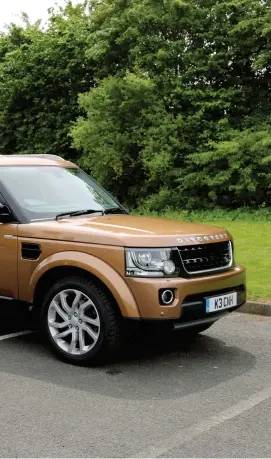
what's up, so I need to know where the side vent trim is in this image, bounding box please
[21,243,42,261]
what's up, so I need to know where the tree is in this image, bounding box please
[72,0,271,209]
[0,1,93,159]
[179,119,271,209]
[72,72,185,205]
[0,0,270,210]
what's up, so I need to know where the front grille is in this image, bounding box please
[178,241,232,275]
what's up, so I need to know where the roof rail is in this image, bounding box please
[0,154,64,161]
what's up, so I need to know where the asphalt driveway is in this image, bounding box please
[0,302,270,457]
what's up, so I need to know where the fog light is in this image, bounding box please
[160,289,175,305]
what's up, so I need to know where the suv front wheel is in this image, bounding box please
[40,276,122,365]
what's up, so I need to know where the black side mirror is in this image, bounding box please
[0,204,12,223]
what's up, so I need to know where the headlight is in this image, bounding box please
[125,248,179,277]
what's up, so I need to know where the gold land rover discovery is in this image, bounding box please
[0,154,246,364]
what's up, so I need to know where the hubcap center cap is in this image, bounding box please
[71,316,79,327]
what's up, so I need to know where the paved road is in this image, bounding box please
[0,303,270,457]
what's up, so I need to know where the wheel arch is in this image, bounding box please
[30,252,140,319]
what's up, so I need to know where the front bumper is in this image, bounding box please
[125,265,246,320]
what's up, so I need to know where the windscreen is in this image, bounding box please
[0,166,119,221]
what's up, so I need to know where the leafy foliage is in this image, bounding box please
[179,120,271,208]
[0,2,93,159]
[0,0,270,210]
[72,0,271,208]
[72,72,185,204]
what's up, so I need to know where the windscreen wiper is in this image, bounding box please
[103,207,128,215]
[56,209,104,220]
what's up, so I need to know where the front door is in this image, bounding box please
[0,222,18,298]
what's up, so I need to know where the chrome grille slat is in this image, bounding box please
[178,241,232,275]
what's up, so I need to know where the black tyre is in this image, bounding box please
[40,276,122,365]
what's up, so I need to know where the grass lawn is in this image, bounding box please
[139,210,271,302]
[208,220,271,302]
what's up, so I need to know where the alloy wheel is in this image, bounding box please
[47,289,101,355]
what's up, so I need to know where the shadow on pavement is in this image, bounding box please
[0,321,256,401]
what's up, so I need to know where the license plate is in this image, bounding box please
[206,292,238,313]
